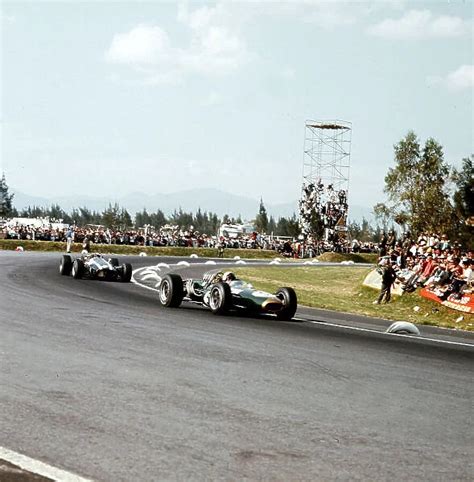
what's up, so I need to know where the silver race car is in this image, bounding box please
[59,253,132,282]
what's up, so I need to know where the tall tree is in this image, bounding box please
[101,203,121,228]
[373,203,391,231]
[384,132,452,235]
[150,209,167,229]
[0,173,16,217]
[254,198,269,233]
[119,208,132,229]
[452,155,474,248]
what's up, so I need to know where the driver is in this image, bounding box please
[223,271,237,283]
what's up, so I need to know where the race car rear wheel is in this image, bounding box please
[275,287,297,321]
[109,258,119,267]
[72,258,85,279]
[209,282,232,315]
[59,255,72,276]
[159,274,184,308]
[121,263,132,282]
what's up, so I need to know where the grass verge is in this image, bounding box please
[0,239,376,263]
[317,252,378,264]
[0,239,278,259]
[234,266,473,331]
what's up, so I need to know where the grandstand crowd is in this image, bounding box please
[378,231,473,301]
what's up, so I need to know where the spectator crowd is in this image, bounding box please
[376,231,473,302]
[0,217,380,256]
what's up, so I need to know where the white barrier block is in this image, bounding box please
[15,246,24,252]
[269,260,280,265]
[177,261,190,267]
[205,260,217,265]
[157,262,170,269]
[233,256,241,260]
[139,252,147,257]
[311,259,320,264]
[190,254,199,258]
[235,260,247,265]
[304,261,312,265]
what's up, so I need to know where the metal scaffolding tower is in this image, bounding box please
[302,120,352,191]
[299,120,352,241]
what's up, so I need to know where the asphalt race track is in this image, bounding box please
[1,251,473,481]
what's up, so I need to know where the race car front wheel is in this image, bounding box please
[209,282,232,315]
[159,274,184,308]
[275,287,298,321]
[121,263,133,282]
[59,255,72,276]
[72,259,85,279]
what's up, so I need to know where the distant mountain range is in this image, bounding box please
[11,187,375,223]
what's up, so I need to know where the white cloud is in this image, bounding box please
[427,65,474,91]
[367,9,472,39]
[105,4,251,83]
[106,25,171,65]
[446,65,474,91]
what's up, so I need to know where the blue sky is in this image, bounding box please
[1,1,473,209]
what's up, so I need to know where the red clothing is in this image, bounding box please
[421,259,436,278]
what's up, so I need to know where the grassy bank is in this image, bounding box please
[0,239,279,259]
[0,239,378,263]
[317,252,378,264]
[235,266,473,331]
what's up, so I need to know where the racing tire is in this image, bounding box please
[72,258,85,279]
[59,255,73,276]
[109,257,119,267]
[121,263,133,282]
[275,287,298,321]
[159,274,184,308]
[209,282,232,315]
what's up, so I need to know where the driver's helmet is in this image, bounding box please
[211,272,223,283]
[223,271,236,282]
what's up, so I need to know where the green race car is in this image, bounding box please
[158,271,298,321]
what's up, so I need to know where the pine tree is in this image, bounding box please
[101,203,121,228]
[452,155,474,248]
[254,198,269,233]
[0,173,15,217]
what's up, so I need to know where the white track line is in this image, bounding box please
[132,266,474,349]
[0,447,92,482]
[298,318,474,348]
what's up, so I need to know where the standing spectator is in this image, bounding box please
[374,258,397,304]
[66,227,74,253]
[217,238,225,258]
[82,234,91,253]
